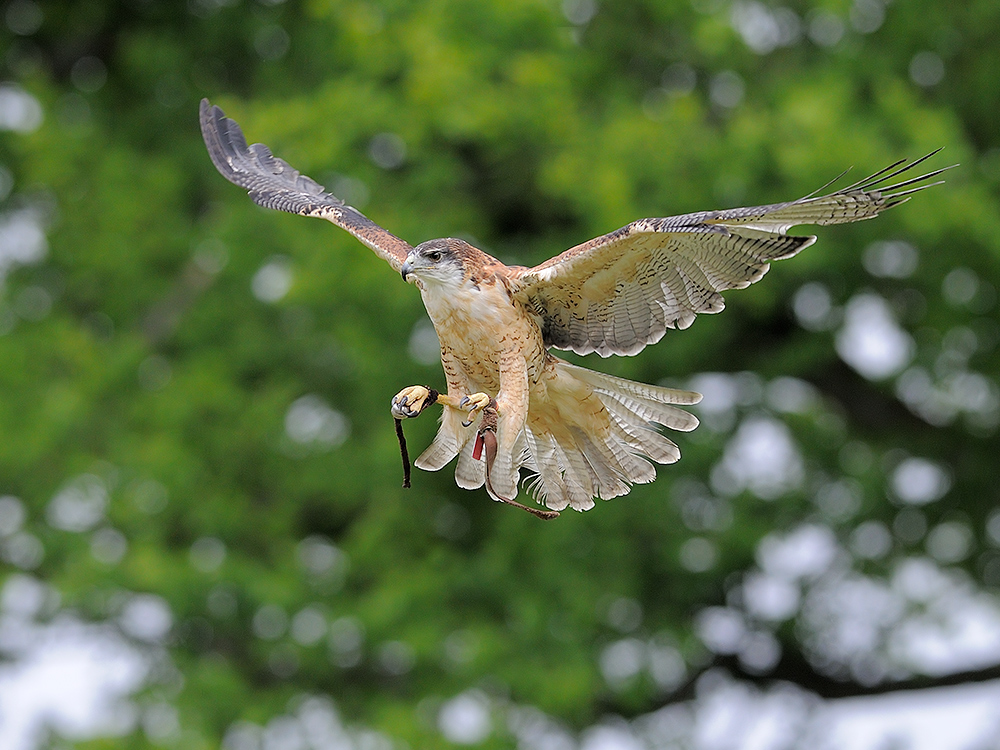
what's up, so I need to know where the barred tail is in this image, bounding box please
[413,359,702,512]
[520,361,700,511]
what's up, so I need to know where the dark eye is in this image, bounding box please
[425,250,443,262]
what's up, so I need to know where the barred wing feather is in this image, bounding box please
[513,152,951,357]
[199,99,412,273]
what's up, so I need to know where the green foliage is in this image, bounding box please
[1,0,998,747]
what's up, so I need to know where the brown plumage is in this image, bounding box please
[200,99,950,513]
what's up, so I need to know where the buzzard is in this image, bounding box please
[200,99,947,518]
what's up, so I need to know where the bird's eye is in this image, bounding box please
[425,250,443,262]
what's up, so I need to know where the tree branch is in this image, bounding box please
[602,651,1000,720]
[671,651,1000,704]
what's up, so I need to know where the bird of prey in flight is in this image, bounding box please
[200,99,947,519]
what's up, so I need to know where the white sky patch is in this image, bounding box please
[600,638,646,689]
[0,208,48,282]
[739,630,782,673]
[688,372,763,432]
[221,695,394,750]
[438,690,493,745]
[580,721,644,750]
[742,572,801,622]
[689,373,740,413]
[507,707,576,750]
[756,525,840,581]
[697,607,747,655]
[0,617,146,750]
[822,681,1000,750]
[118,594,173,643]
[599,635,687,693]
[377,640,415,676]
[46,474,108,533]
[730,1,802,55]
[896,365,1000,431]
[703,372,763,410]
[6,605,1000,750]
[712,416,804,499]
[328,616,364,668]
[252,604,288,641]
[800,570,904,678]
[686,672,1000,750]
[796,551,1000,695]
[606,597,643,632]
[0,84,43,132]
[693,679,813,750]
[895,562,1000,668]
[890,457,951,505]
[835,293,914,380]
[662,62,697,95]
[891,591,1000,674]
[327,174,370,210]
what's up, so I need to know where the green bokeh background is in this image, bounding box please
[1,0,998,747]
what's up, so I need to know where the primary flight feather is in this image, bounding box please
[200,99,948,517]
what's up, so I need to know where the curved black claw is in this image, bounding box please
[391,386,439,420]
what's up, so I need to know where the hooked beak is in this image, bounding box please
[400,260,414,282]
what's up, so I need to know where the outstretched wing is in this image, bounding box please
[513,153,951,357]
[199,99,412,273]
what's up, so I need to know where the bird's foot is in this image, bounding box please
[459,392,493,427]
[391,385,439,419]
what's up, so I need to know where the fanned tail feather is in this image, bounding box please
[454,435,486,490]
[414,357,701,512]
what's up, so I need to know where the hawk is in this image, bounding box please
[200,99,947,519]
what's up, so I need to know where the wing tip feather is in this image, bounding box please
[199,98,413,272]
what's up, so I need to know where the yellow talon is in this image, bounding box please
[459,392,493,427]
[391,385,438,419]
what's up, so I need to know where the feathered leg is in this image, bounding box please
[477,402,559,519]
[485,348,529,501]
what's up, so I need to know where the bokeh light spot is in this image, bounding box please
[891,457,951,505]
[438,690,492,744]
[252,256,293,302]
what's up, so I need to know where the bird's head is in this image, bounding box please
[401,238,470,289]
